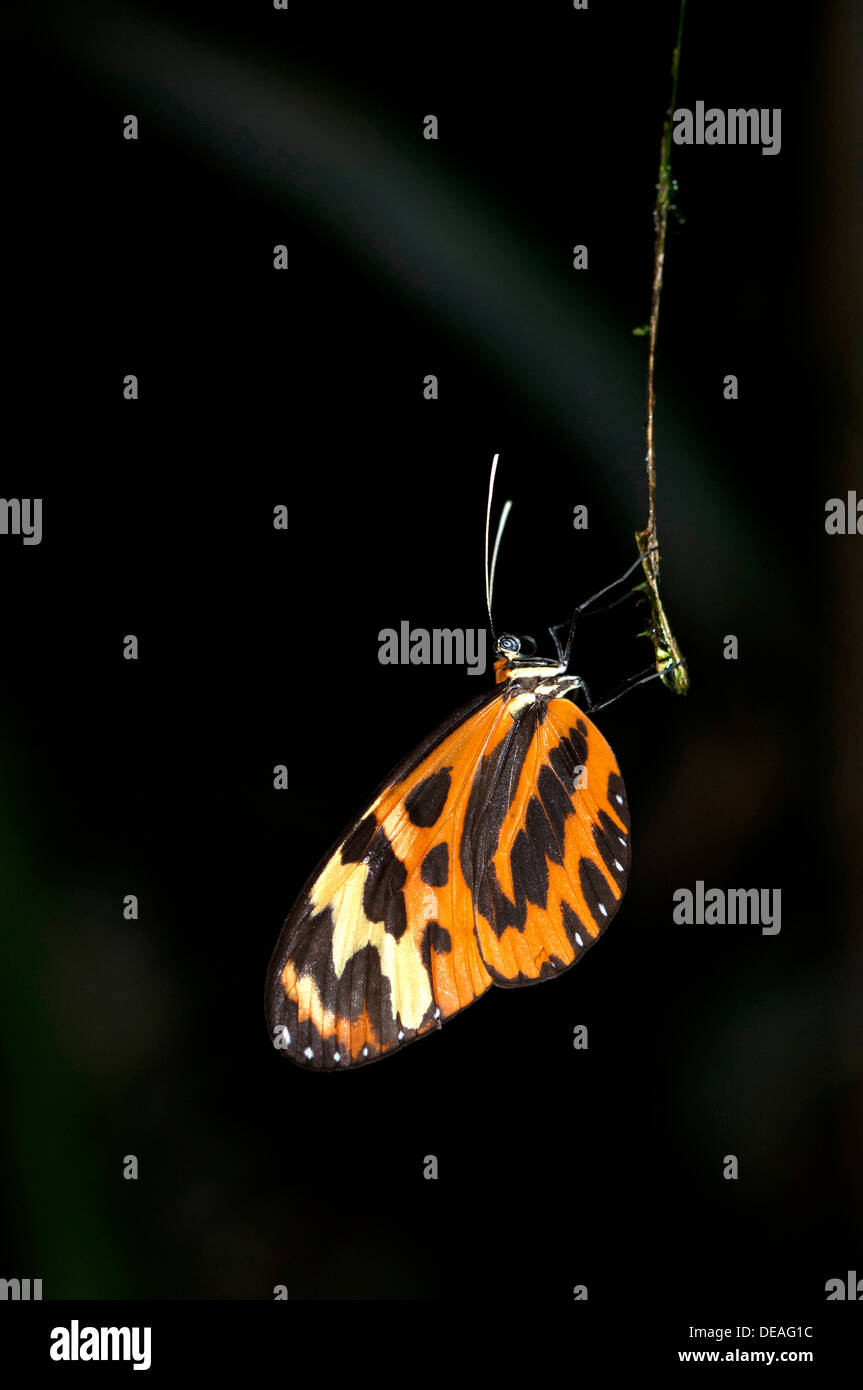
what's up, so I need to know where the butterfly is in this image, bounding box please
[265,457,635,1070]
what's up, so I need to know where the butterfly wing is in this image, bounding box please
[265,688,508,1070]
[468,697,630,984]
[266,686,630,1070]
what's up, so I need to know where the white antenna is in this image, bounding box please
[485,453,513,639]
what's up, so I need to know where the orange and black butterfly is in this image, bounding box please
[266,457,635,1069]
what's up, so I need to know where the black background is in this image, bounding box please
[3,0,861,1326]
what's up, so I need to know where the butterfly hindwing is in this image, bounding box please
[266,679,630,1070]
[469,697,631,985]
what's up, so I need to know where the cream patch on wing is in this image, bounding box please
[307,849,434,1031]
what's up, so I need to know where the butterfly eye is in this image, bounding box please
[498,633,521,655]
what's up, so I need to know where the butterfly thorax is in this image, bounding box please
[493,655,583,718]
[493,656,565,684]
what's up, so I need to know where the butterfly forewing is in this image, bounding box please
[266,691,502,1070]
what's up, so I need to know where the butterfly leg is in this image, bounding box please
[552,548,660,666]
[549,586,643,655]
[586,659,686,713]
[575,547,658,617]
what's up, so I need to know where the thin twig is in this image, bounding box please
[634,0,690,695]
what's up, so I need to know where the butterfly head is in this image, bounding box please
[493,632,568,686]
